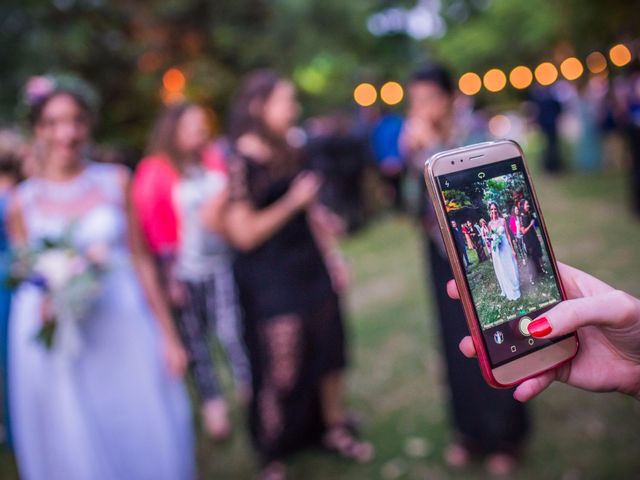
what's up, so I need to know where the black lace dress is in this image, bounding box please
[228,152,346,465]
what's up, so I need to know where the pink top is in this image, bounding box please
[132,143,227,255]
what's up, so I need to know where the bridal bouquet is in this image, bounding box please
[9,237,108,351]
[489,228,503,252]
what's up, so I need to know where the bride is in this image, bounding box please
[8,77,194,479]
[487,202,521,301]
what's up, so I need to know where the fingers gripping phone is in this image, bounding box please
[424,140,578,388]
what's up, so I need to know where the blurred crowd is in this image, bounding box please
[0,60,638,480]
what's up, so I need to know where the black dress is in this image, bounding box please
[520,211,544,275]
[228,152,346,465]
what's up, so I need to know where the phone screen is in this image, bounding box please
[437,157,565,367]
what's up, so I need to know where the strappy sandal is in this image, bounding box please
[322,425,374,463]
[258,461,286,480]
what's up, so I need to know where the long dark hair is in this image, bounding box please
[146,102,197,172]
[228,69,297,170]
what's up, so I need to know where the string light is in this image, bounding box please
[560,57,584,81]
[162,68,186,93]
[483,69,507,93]
[380,81,404,105]
[353,83,377,107]
[458,72,482,96]
[586,52,607,74]
[534,62,558,86]
[509,66,533,90]
[609,44,632,67]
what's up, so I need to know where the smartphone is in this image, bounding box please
[424,139,578,388]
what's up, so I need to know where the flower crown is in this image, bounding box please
[22,73,100,114]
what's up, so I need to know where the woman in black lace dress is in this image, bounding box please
[224,70,372,480]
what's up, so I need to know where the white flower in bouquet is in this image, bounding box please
[10,237,108,352]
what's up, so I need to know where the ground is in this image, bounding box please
[2,170,640,480]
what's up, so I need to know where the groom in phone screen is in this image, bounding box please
[451,220,470,268]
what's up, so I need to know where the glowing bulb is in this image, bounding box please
[483,69,507,93]
[353,83,377,107]
[163,68,186,93]
[380,81,404,105]
[586,52,607,74]
[534,62,558,86]
[560,57,584,81]
[509,66,533,90]
[458,72,482,96]
[609,44,632,67]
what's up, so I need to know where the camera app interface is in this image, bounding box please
[438,157,563,366]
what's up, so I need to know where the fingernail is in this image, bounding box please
[528,317,552,338]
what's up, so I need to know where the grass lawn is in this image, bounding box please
[2,170,640,479]
[466,242,560,329]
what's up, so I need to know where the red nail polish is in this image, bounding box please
[528,317,552,338]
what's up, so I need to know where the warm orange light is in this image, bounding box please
[483,69,507,93]
[560,57,584,81]
[161,88,185,105]
[380,81,404,105]
[586,52,607,74]
[609,44,632,67]
[458,72,482,96]
[163,68,186,93]
[534,62,558,86]
[353,83,377,107]
[509,66,533,90]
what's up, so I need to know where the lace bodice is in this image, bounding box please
[16,162,128,253]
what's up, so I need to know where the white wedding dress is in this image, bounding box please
[9,163,194,480]
[489,219,521,301]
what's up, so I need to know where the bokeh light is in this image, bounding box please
[380,81,404,105]
[353,83,377,107]
[609,44,632,67]
[483,69,507,93]
[560,57,584,81]
[534,62,558,86]
[163,68,186,93]
[488,114,511,137]
[509,66,533,90]
[586,52,607,73]
[458,72,482,96]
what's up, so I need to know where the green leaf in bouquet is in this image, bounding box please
[35,321,58,350]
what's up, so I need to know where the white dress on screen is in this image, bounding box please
[489,218,521,301]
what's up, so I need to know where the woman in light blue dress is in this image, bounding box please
[8,79,194,480]
[487,202,521,301]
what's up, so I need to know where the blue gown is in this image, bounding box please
[9,163,195,480]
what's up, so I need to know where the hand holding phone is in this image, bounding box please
[448,263,640,401]
[424,140,578,387]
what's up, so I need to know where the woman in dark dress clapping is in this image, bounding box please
[224,70,372,480]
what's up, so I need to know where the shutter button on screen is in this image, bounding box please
[518,316,533,337]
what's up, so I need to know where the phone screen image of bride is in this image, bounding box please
[437,157,563,366]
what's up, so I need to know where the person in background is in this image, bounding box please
[8,75,193,480]
[479,218,491,256]
[509,204,526,265]
[450,220,470,269]
[519,198,546,285]
[467,220,486,263]
[132,102,251,440]
[532,85,564,174]
[0,129,25,448]
[371,109,405,211]
[225,69,372,480]
[400,64,529,476]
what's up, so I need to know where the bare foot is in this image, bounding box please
[201,398,231,441]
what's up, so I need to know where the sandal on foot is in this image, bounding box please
[259,462,286,480]
[323,425,374,463]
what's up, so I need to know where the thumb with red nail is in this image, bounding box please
[450,262,640,403]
